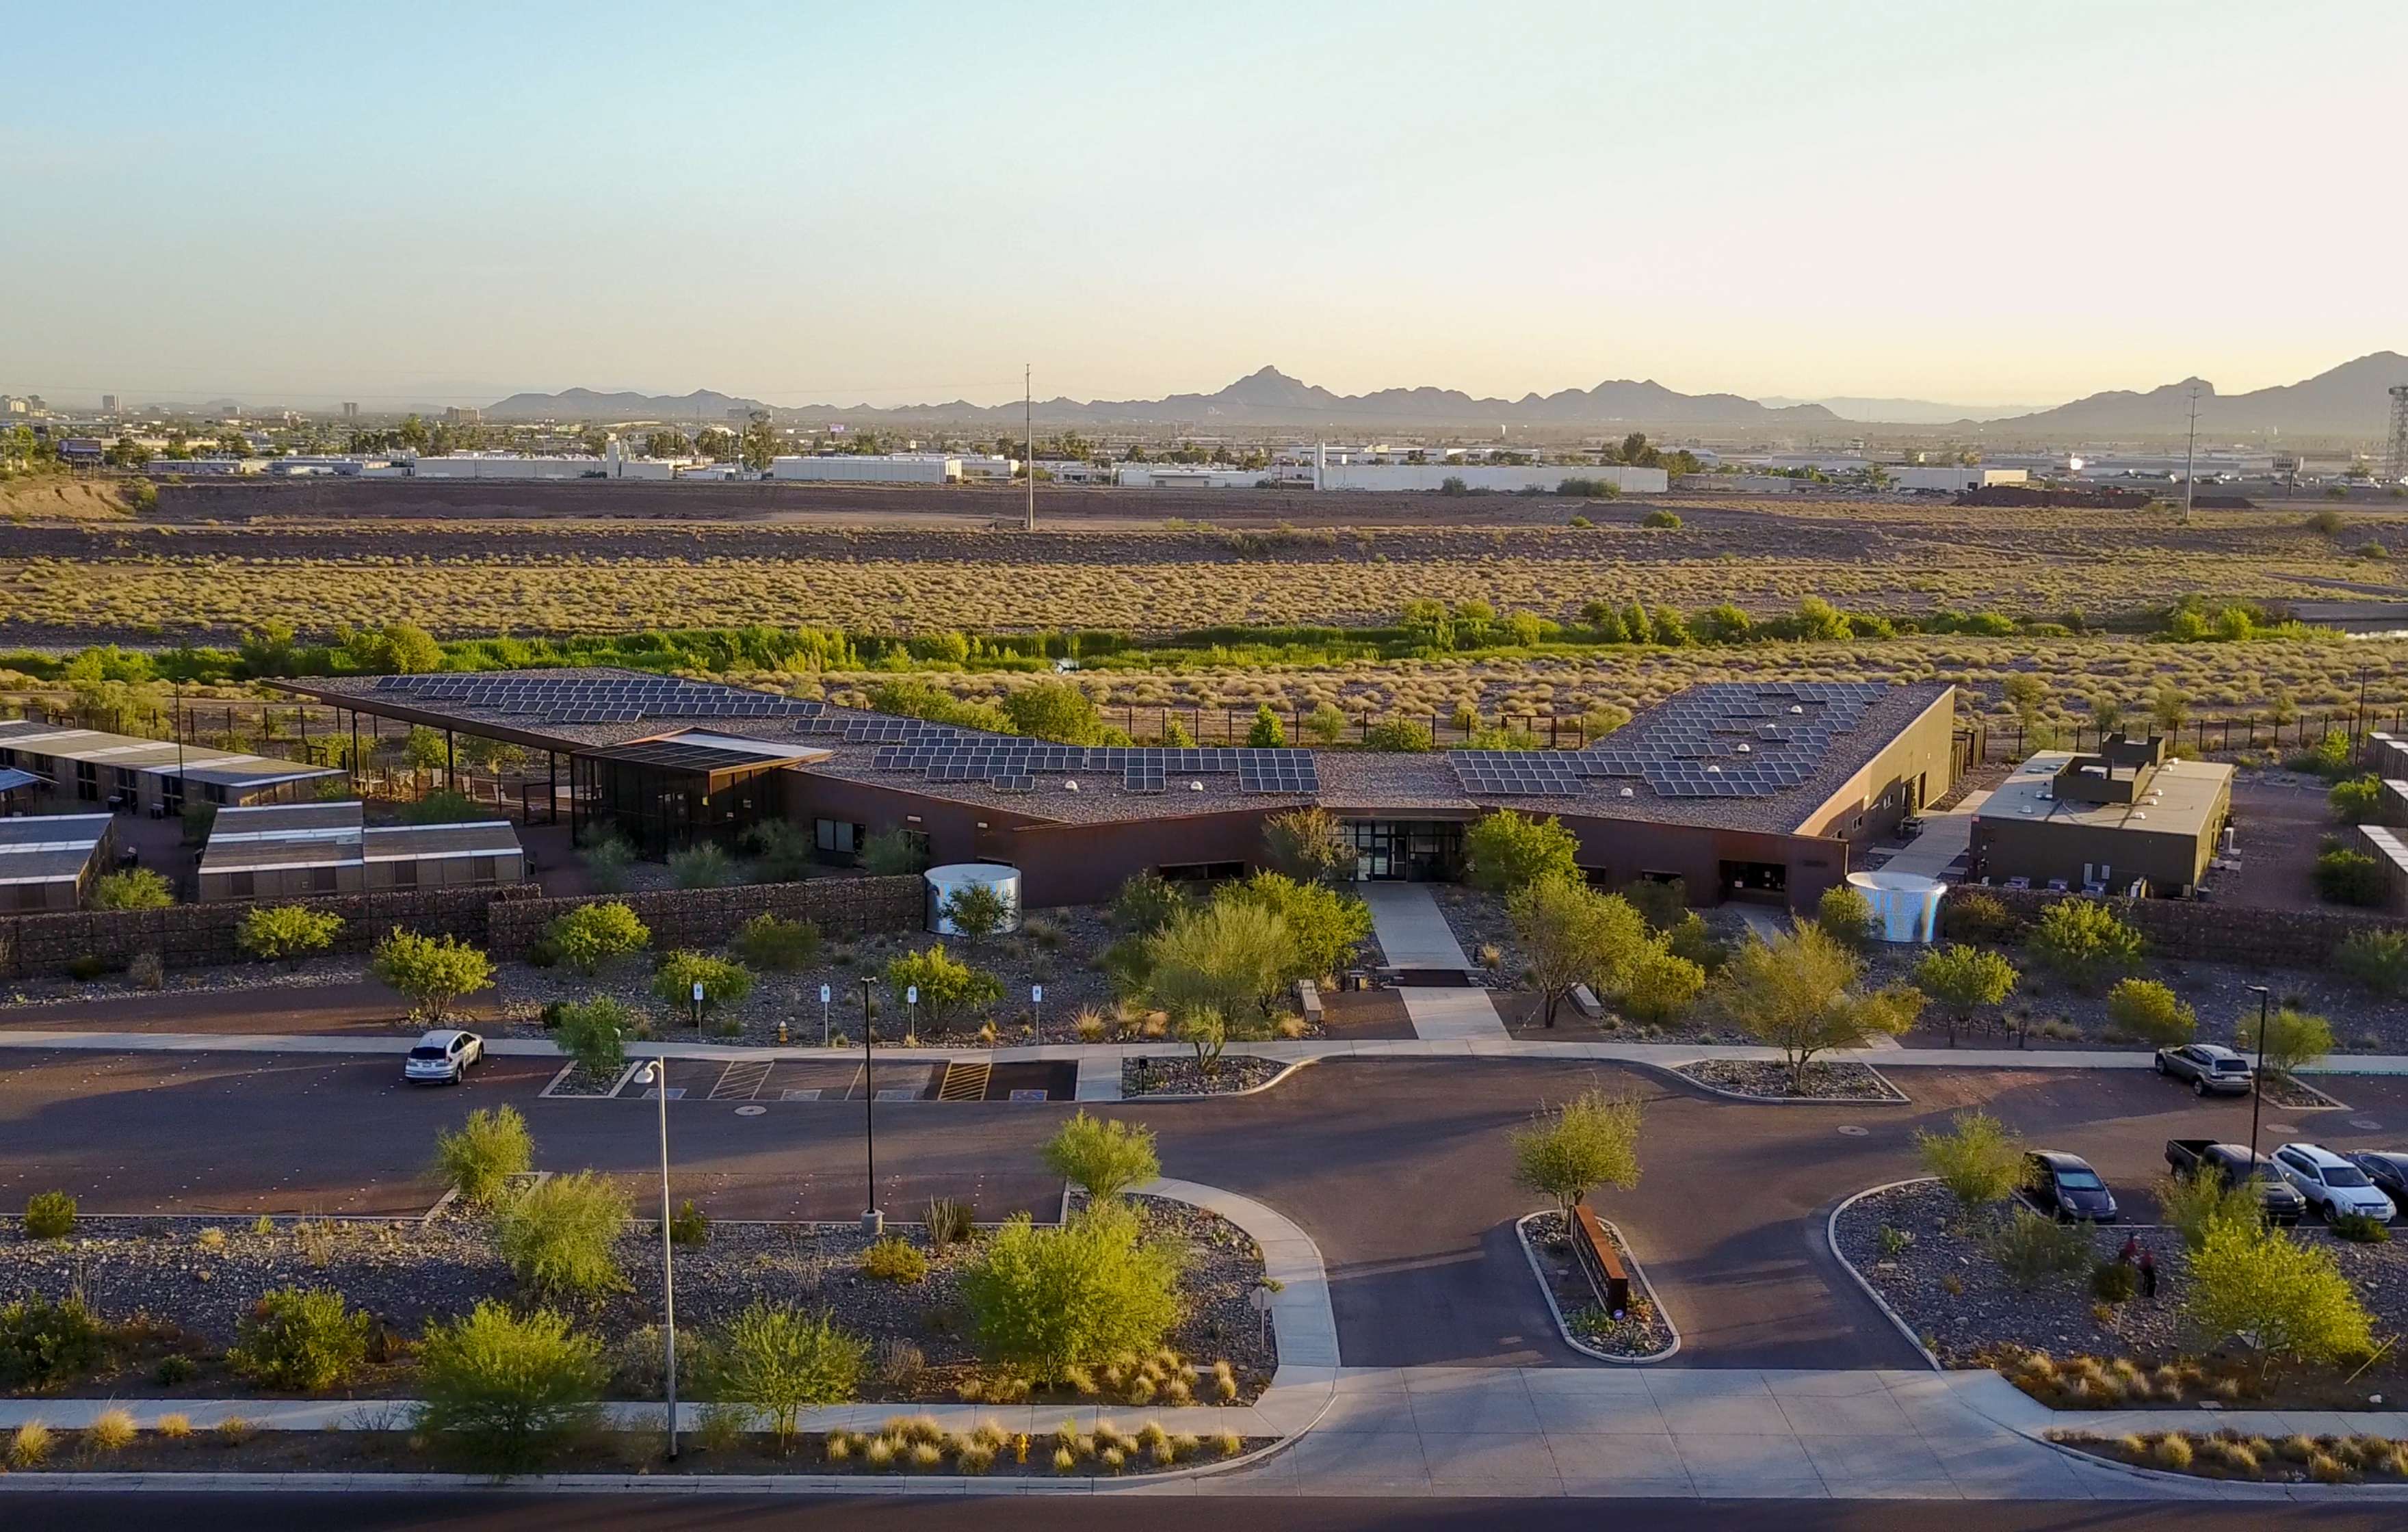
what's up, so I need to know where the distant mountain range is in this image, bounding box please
[480,353,2408,436]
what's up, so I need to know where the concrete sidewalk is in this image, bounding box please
[1359,884,1473,970]
[1880,791,1990,880]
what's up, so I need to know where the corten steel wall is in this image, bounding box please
[1001,807,1287,906]
[487,876,922,959]
[1793,689,1960,847]
[1969,814,2221,894]
[1943,885,2407,968]
[1551,815,1848,912]
[0,883,539,979]
[783,774,1051,870]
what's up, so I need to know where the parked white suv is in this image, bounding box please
[2273,1143,2396,1222]
[405,1029,484,1085]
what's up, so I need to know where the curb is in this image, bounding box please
[1119,1055,1320,1103]
[2029,1430,2408,1499]
[1823,1178,1944,1371]
[1664,1059,1911,1105]
[1513,1211,1678,1364]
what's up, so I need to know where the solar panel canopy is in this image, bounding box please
[1447,681,1889,802]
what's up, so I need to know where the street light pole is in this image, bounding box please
[859,976,880,1235]
[2246,984,2271,1172]
[635,1059,678,1460]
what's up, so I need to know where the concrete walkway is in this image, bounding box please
[1359,883,1471,970]
[1881,789,1991,880]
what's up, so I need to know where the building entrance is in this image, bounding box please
[1342,819,1465,882]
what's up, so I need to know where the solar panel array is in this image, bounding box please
[367,674,822,727]
[866,740,1319,797]
[1448,682,1892,802]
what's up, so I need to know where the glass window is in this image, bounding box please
[2325,1165,2372,1188]
[2054,1168,2104,1190]
[229,871,254,898]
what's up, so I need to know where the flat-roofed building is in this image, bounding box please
[197,800,526,902]
[0,720,344,818]
[0,813,116,912]
[1970,737,2234,896]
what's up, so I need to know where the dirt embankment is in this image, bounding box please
[0,477,134,521]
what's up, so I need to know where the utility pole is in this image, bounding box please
[1024,364,1036,531]
[2183,385,2199,518]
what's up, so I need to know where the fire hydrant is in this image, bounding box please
[1015,1433,1030,1464]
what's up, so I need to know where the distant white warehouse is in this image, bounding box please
[1893,466,2028,492]
[1311,458,1668,494]
[767,453,1015,485]
[412,453,605,480]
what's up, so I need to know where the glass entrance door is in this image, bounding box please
[1342,820,1465,882]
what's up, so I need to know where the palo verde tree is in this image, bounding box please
[1709,923,1924,1092]
[1505,875,1651,1029]
[1461,809,1581,892]
[1261,806,1355,886]
[1039,1110,1161,1202]
[1510,1092,1643,1219]
[1911,943,2017,1046]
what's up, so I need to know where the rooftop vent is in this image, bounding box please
[1789,704,1805,715]
[1189,780,1204,791]
[1617,787,1636,797]
[1064,780,1079,791]
[1735,743,1753,754]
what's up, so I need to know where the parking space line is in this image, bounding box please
[709,1061,774,1101]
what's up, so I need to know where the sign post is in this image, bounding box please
[1032,983,1043,1035]
[689,978,704,1031]
[820,983,832,1046]
[906,983,919,1042]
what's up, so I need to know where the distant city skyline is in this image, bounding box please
[4,1,2399,409]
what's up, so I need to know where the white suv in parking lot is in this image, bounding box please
[2273,1142,2397,1222]
[405,1029,484,1085]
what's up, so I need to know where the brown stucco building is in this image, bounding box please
[1969,737,2234,896]
[276,672,1959,915]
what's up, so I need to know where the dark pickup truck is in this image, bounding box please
[2165,1139,2306,1225]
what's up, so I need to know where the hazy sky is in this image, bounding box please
[5,0,2397,409]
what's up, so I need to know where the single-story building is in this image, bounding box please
[1969,737,2234,896]
[0,813,117,912]
[273,670,1959,917]
[196,800,526,902]
[0,719,345,818]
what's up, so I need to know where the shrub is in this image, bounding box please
[1709,924,1922,1089]
[9,1421,52,1469]
[0,1296,105,1387]
[581,833,635,893]
[2236,1005,2334,1077]
[941,881,1014,948]
[1509,1092,1643,1217]
[1462,809,1581,892]
[89,867,173,910]
[734,913,821,972]
[126,951,165,990]
[863,1236,929,1284]
[544,901,651,975]
[2314,847,2388,907]
[668,843,737,888]
[237,905,344,966]
[1218,871,1372,986]
[1915,1111,2026,1215]
[370,928,495,1021]
[1621,945,1706,1023]
[23,1190,77,1240]
[2157,1170,2261,1252]
[669,1198,712,1246]
[1261,807,1355,886]
[1108,870,1190,936]
[2330,774,2385,825]
[495,1171,631,1302]
[860,828,930,876]
[2026,900,2144,990]
[2330,1211,2391,1244]
[2292,729,2354,780]
[2184,1220,2373,1377]
[86,1406,135,1454]
[415,1301,605,1472]
[1361,718,1433,753]
[1303,702,1349,745]
[1244,703,1287,748]
[1041,1111,1160,1202]
[1144,901,1290,1053]
[884,945,1002,1034]
[959,1203,1185,1384]
[228,1288,370,1391]
[744,819,816,882]
[2335,928,2408,996]
[1814,885,1879,951]
[2104,979,2195,1045]
[1642,510,1682,529]
[2091,1260,2140,1302]
[1988,1206,2091,1291]
[434,1105,534,1207]
[714,1303,867,1450]
[1913,943,2019,1044]
[552,996,635,1080]
[652,951,755,1019]
[1946,892,2024,943]
[925,1196,978,1250]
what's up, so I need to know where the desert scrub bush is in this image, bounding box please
[2104,978,2195,1045]
[884,944,1002,1034]
[1913,942,2018,1043]
[714,1303,868,1451]
[2316,845,2388,906]
[2153,1433,2194,1470]
[651,950,755,1019]
[1463,809,1581,891]
[668,1198,712,1245]
[0,1295,106,1388]
[236,904,344,966]
[1642,509,1682,529]
[2184,1219,2373,1377]
[433,1105,534,1207]
[495,1170,631,1302]
[1915,1111,2026,1215]
[1944,891,2024,944]
[23,1189,77,1240]
[1988,1206,2091,1291]
[2090,1260,2140,1302]
[2235,1004,2333,1077]
[2330,774,2385,824]
[733,912,821,971]
[2156,1170,2262,1252]
[924,1196,978,1251]
[543,901,650,974]
[85,1406,136,1455]
[2025,899,2143,990]
[1040,1110,1161,1202]
[861,1236,929,1284]
[89,867,172,910]
[551,995,636,1081]
[2330,1210,2391,1244]
[1510,1091,1643,1217]
[2335,928,2408,996]
[9,1421,53,1469]
[959,1202,1185,1384]
[228,1288,370,1391]
[1363,717,1434,752]
[1814,884,1878,951]
[370,928,495,1021]
[668,842,737,888]
[415,1301,605,1472]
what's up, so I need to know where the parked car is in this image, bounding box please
[2154,1043,2253,1096]
[2346,1151,2408,1206]
[2164,1139,2306,1224]
[405,1028,484,1085]
[2273,1143,2397,1222]
[2023,1151,2119,1222]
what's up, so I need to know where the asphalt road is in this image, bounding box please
[8,1493,2404,1530]
[5,1047,2405,1373]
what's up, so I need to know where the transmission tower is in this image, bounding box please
[2389,384,2408,484]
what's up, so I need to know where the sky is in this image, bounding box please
[3,0,2399,411]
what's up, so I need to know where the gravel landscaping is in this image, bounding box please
[0,1193,1274,1405]
[1120,1055,1287,1098]
[1833,1180,2408,1405]
[2054,1429,2408,1485]
[1675,1058,1907,1102]
[1519,1212,1673,1360]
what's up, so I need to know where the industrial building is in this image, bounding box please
[1969,738,2234,896]
[0,813,117,912]
[1892,466,2029,492]
[273,671,1958,915]
[0,720,344,817]
[1309,448,1667,494]
[195,800,525,902]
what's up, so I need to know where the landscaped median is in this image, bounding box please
[0,1114,1343,1488]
